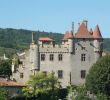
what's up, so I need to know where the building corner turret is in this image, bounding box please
[30,32,39,74]
[93,25,103,61]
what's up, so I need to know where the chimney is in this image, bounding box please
[83,20,88,28]
[32,32,34,43]
[78,22,80,28]
[90,28,93,35]
[71,22,74,34]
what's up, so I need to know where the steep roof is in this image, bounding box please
[39,37,54,41]
[63,31,74,40]
[93,25,102,38]
[75,23,93,38]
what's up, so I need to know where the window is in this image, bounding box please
[81,54,86,61]
[42,71,47,76]
[58,54,63,61]
[20,73,23,78]
[81,47,85,50]
[81,70,86,79]
[50,54,54,61]
[58,70,63,79]
[41,54,45,61]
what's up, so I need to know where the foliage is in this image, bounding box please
[67,85,108,100]
[67,86,91,100]
[86,55,110,97]
[0,28,63,58]
[0,88,8,100]
[103,38,110,53]
[23,72,62,100]
[74,86,90,100]
[95,92,108,100]
[9,95,26,100]
[0,28,109,58]
[0,59,12,78]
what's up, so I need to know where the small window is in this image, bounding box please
[81,54,86,61]
[20,73,23,78]
[41,54,45,61]
[81,47,85,50]
[81,70,86,79]
[58,70,63,79]
[42,71,47,76]
[58,54,63,61]
[50,54,54,61]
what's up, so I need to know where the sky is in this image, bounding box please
[0,0,110,37]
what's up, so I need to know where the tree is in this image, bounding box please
[74,86,90,100]
[67,85,108,100]
[0,88,8,100]
[86,55,110,97]
[0,60,12,78]
[23,72,61,100]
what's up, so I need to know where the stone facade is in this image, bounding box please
[12,21,103,87]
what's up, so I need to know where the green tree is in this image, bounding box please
[0,60,12,78]
[74,86,90,100]
[23,72,61,100]
[95,92,108,100]
[67,85,108,100]
[0,88,8,100]
[86,55,110,97]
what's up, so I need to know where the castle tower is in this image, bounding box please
[93,25,103,61]
[30,32,39,74]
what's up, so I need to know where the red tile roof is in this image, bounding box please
[0,80,25,87]
[63,31,74,40]
[39,37,53,41]
[75,23,93,38]
[93,25,102,38]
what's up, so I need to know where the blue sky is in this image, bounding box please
[0,0,110,37]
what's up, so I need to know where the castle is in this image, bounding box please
[12,21,103,87]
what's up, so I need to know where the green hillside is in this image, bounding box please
[0,28,109,58]
[0,28,63,58]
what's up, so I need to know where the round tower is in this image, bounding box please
[30,32,39,72]
[93,25,103,61]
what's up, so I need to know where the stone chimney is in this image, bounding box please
[71,22,74,34]
[32,32,35,43]
[83,20,88,28]
[78,22,80,28]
